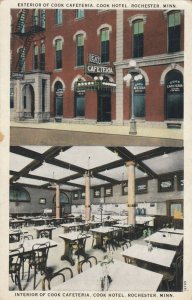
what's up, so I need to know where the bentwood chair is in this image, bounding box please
[9,246,24,290]
[39,230,50,239]
[27,242,50,289]
[161,255,183,291]
[77,256,98,274]
[42,267,73,290]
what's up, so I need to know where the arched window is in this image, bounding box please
[40,43,45,70]
[33,9,38,26]
[133,77,145,118]
[168,11,181,53]
[55,9,62,25]
[55,39,62,69]
[33,45,38,70]
[53,192,69,204]
[54,81,63,117]
[76,34,84,66]
[75,90,85,117]
[133,20,144,58]
[41,10,46,28]
[165,70,183,119]
[10,186,31,202]
[100,28,109,63]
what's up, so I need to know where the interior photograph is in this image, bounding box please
[9,146,184,292]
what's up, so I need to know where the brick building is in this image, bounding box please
[10,9,184,129]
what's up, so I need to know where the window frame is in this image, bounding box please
[100,28,110,63]
[168,11,181,53]
[132,19,144,58]
[55,39,62,69]
[55,9,62,25]
[76,34,84,66]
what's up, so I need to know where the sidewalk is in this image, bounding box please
[11,121,183,141]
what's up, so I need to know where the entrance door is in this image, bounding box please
[54,81,63,117]
[97,91,111,122]
[30,87,35,118]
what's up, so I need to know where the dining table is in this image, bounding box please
[52,259,163,291]
[61,222,85,233]
[90,226,119,252]
[34,225,56,239]
[121,243,176,268]
[9,237,58,257]
[9,219,25,229]
[144,231,183,250]
[158,228,184,235]
[59,232,91,266]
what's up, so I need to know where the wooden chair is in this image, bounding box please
[161,255,183,291]
[9,247,24,290]
[42,267,73,290]
[27,242,50,290]
[39,230,50,238]
[77,256,97,274]
[9,233,21,243]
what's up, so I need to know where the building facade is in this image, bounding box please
[10,9,184,128]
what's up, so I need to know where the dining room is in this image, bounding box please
[9,146,184,292]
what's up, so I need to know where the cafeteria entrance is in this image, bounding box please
[9,146,184,292]
[97,90,111,122]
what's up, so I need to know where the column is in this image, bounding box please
[55,184,60,219]
[84,171,91,221]
[115,10,124,125]
[126,161,136,225]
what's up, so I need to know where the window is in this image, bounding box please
[76,34,84,66]
[75,92,85,117]
[165,70,183,119]
[55,9,62,25]
[10,88,14,109]
[168,11,181,52]
[42,79,46,112]
[55,39,62,69]
[40,43,45,70]
[54,81,63,116]
[133,77,145,118]
[33,45,38,70]
[18,47,25,72]
[133,20,143,58]
[41,10,46,28]
[100,28,109,63]
[53,192,69,204]
[76,10,84,19]
[10,186,30,202]
[33,9,38,26]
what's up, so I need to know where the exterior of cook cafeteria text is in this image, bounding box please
[10,9,184,128]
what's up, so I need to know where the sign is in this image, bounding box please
[88,53,101,65]
[12,73,24,80]
[85,64,114,75]
[134,80,145,94]
[56,88,64,97]
[135,179,148,194]
[166,80,183,94]
[158,176,174,192]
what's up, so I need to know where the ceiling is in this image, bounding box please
[10,146,184,191]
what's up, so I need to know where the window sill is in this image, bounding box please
[75,65,84,69]
[54,68,62,72]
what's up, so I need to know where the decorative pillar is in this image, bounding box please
[55,184,60,219]
[126,161,136,225]
[84,171,91,221]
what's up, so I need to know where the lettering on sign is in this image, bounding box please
[85,64,114,75]
[88,53,101,65]
[56,89,64,97]
[166,80,183,94]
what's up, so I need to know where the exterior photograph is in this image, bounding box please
[9,146,184,291]
[10,9,184,144]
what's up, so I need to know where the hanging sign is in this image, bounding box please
[85,64,114,75]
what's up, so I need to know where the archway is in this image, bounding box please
[54,81,64,117]
[165,70,183,119]
[22,84,35,118]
